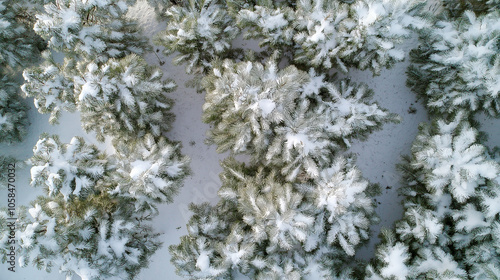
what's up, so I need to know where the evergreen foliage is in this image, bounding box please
[75,54,175,142]
[0,155,17,185]
[21,52,76,124]
[0,134,191,279]
[23,0,164,136]
[236,0,428,75]
[170,157,376,279]
[23,52,176,141]
[407,9,500,117]
[295,0,427,74]
[33,0,148,62]
[112,133,190,215]
[29,134,108,200]
[154,0,239,77]
[145,0,173,19]
[203,59,397,180]
[366,113,500,279]
[237,2,295,49]
[0,192,161,280]
[442,0,500,18]
[0,0,43,73]
[0,77,29,144]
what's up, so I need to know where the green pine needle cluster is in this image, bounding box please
[369,5,500,280]
[0,133,189,279]
[407,9,500,117]
[163,0,416,278]
[0,0,45,144]
[0,1,192,279]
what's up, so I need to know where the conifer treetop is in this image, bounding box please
[407,9,500,117]
[203,59,397,180]
[236,0,428,75]
[29,134,108,200]
[34,0,148,62]
[112,134,190,215]
[75,54,174,142]
[0,77,29,143]
[154,0,239,77]
[411,112,500,202]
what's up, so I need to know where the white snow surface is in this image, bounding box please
[2,1,500,280]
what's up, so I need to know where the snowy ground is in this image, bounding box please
[2,1,500,279]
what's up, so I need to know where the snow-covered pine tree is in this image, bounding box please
[0,0,43,73]
[296,0,428,74]
[442,0,500,18]
[33,0,148,63]
[23,53,175,140]
[202,59,397,180]
[75,54,175,142]
[236,0,428,75]
[23,0,155,125]
[153,0,239,80]
[0,77,29,144]
[407,9,500,117]
[450,151,500,279]
[365,229,467,279]
[236,1,296,49]
[170,156,376,279]
[112,133,190,215]
[366,113,500,279]
[0,134,164,279]
[0,0,46,143]
[29,134,108,200]
[1,189,161,280]
[410,113,499,203]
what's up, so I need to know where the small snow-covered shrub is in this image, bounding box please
[407,10,500,117]
[170,157,376,279]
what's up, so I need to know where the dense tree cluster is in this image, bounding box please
[1,1,190,278]
[368,3,500,280]
[2,0,500,279]
[0,0,45,144]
